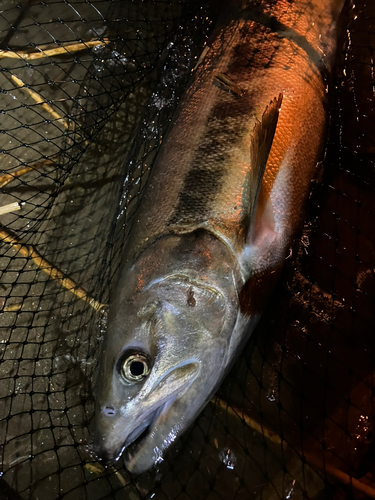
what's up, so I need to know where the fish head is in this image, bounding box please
[92,238,238,473]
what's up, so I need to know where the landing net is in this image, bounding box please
[0,1,374,499]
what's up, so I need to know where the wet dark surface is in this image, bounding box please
[0,0,374,499]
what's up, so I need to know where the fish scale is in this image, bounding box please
[126,11,328,262]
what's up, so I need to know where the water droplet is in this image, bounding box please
[219,448,236,469]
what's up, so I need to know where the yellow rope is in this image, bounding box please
[213,397,375,498]
[0,227,105,312]
[0,39,110,60]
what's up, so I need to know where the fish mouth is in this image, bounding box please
[96,401,168,467]
[122,401,167,460]
[94,362,200,468]
[96,395,178,467]
[120,364,199,468]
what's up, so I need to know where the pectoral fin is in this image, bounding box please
[243,93,282,245]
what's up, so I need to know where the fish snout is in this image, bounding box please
[91,401,130,464]
[89,430,122,465]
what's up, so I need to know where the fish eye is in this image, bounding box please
[120,353,150,383]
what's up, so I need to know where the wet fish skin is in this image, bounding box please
[93,231,241,467]
[92,0,344,473]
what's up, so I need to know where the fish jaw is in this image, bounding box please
[123,377,209,473]
[92,360,201,466]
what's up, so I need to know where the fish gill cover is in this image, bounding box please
[0,0,374,499]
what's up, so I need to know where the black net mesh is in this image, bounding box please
[0,0,374,499]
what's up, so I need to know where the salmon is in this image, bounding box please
[92,0,344,473]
